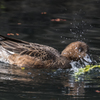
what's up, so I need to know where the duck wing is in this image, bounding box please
[0,35,60,61]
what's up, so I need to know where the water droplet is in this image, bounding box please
[27,72,31,75]
[80,35,82,37]
[82,32,84,34]
[54,72,57,74]
[82,20,84,23]
[70,29,72,31]
[61,41,65,43]
[72,32,76,34]
[70,23,72,24]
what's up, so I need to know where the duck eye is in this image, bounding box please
[79,47,84,52]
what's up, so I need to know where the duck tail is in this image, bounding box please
[0,34,6,41]
[0,34,29,44]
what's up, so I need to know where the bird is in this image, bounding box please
[0,35,92,69]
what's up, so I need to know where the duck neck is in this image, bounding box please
[54,56,71,69]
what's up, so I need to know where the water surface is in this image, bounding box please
[0,0,100,100]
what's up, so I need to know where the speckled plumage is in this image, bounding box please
[0,35,90,69]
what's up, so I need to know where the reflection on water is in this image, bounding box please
[0,0,100,100]
[0,63,100,100]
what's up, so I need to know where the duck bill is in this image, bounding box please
[82,54,93,65]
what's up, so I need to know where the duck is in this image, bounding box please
[0,34,92,69]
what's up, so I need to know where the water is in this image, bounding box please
[0,0,100,100]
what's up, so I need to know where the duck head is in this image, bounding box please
[61,41,92,64]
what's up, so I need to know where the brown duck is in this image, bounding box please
[0,35,92,68]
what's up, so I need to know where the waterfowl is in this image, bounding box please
[0,35,92,69]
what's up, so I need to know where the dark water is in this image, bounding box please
[0,0,100,100]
